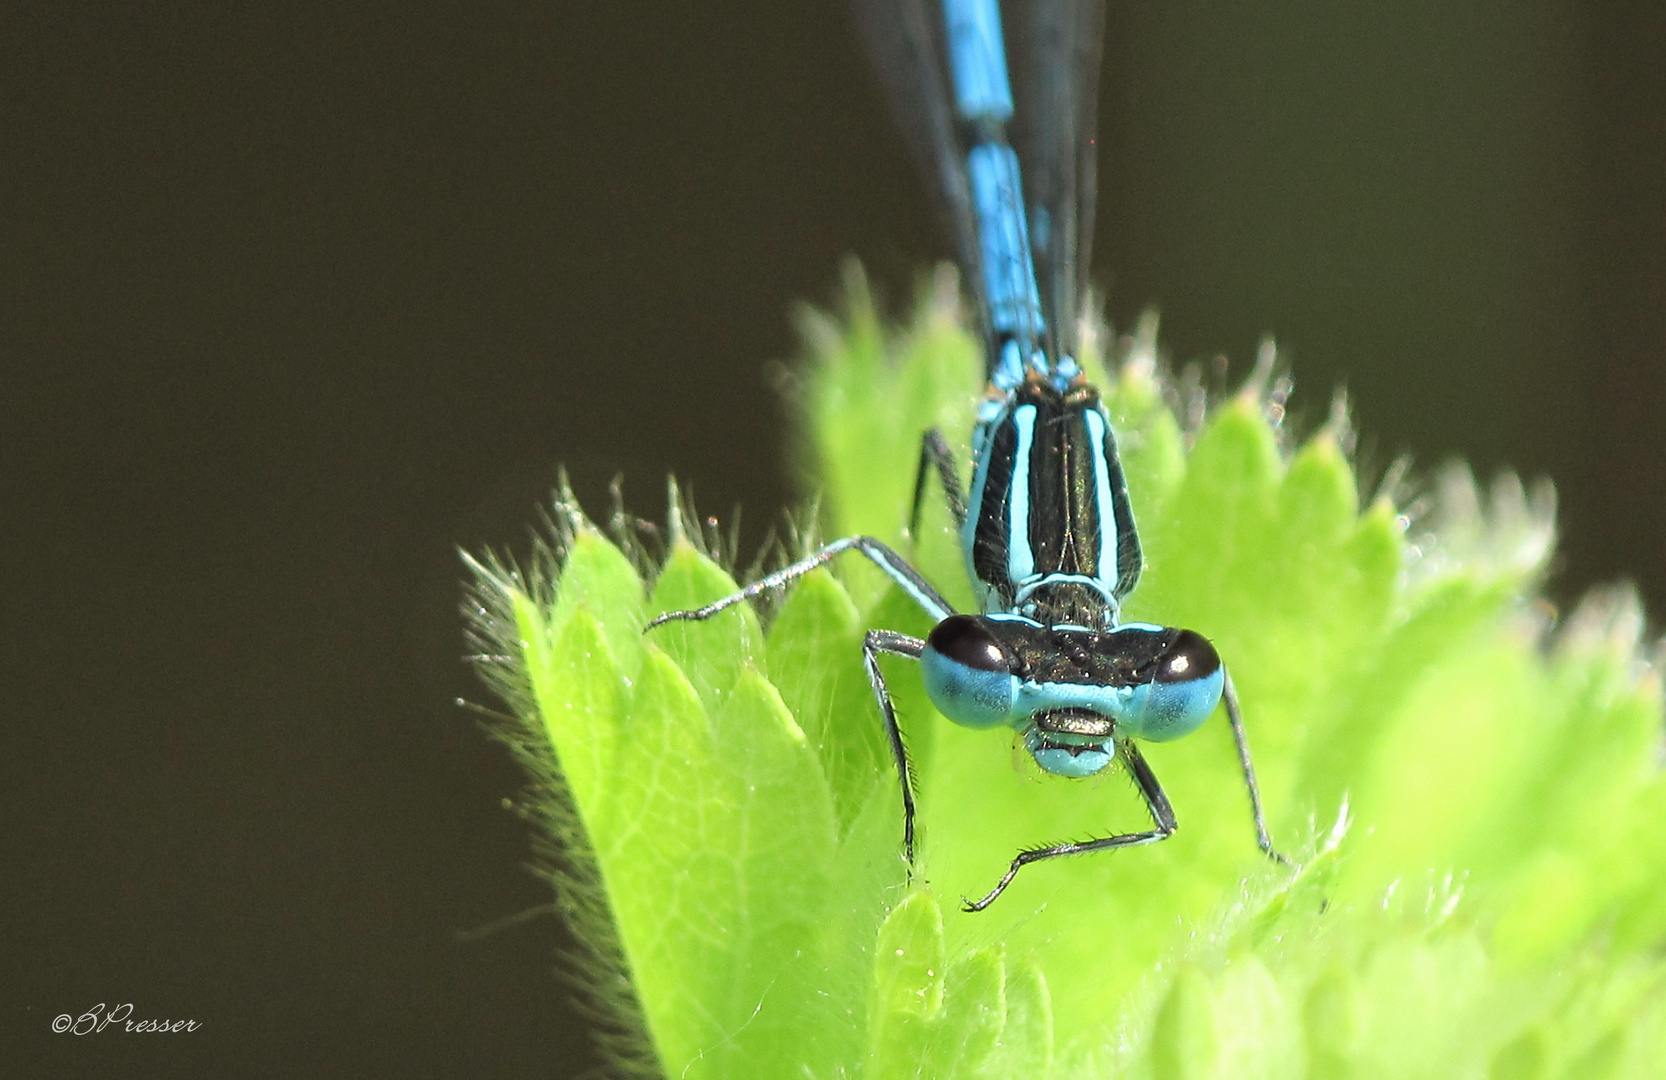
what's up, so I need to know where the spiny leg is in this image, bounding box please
[962,740,1178,913]
[1222,671,1291,865]
[910,426,967,537]
[864,629,926,871]
[644,534,956,628]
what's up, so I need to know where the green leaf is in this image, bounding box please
[595,647,721,1074]
[547,527,648,678]
[647,543,762,713]
[466,274,1666,1080]
[526,603,622,825]
[867,892,948,1079]
[1304,965,1364,1080]
[1152,967,1219,1080]
[982,955,1053,1080]
[763,568,884,832]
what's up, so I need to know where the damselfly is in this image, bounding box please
[650,0,1286,911]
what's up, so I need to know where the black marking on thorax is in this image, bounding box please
[968,374,1142,617]
[990,619,1184,689]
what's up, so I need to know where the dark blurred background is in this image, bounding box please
[4,2,1661,1076]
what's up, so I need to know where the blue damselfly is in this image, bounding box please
[651,0,1286,911]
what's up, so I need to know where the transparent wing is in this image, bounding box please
[1006,0,1104,363]
[851,0,992,347]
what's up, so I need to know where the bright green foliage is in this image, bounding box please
[465,266,1666,1079]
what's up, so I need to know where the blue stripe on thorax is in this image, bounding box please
[1004,401,1038,585]
[1081,408,1121,602]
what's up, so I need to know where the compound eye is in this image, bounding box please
[920,616,1015,731]
[1125,628,1224,742]
[1156,629,1221,684]
[925,615,1009,673]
